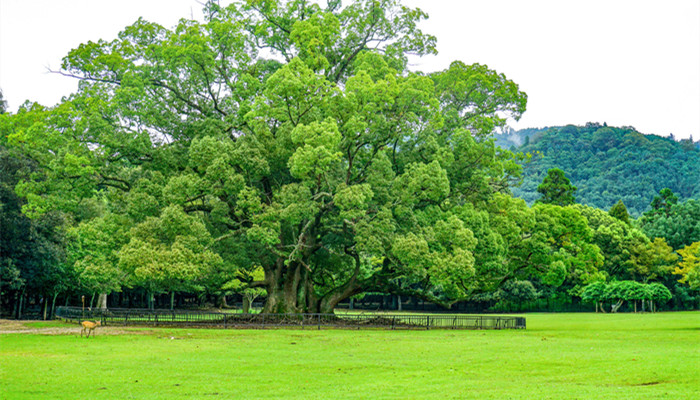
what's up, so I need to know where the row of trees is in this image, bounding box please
[581,281,672,313]
[1,1,697,317]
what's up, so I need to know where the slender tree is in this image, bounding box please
[608,199,630,224]
[535,168,577,206]
[646,188,678,217]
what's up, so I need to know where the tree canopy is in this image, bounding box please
[535,168,577,206]
[1,2,696,316]
[3,0,531,313]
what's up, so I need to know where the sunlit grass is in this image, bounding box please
[1,312,698,399]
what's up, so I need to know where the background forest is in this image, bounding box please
[496,124,700,215]
[1,0,698,319]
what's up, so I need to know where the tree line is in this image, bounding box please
[1,0,697,318]
[498,124,700,216]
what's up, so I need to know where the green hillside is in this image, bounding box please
[498,123,700,216]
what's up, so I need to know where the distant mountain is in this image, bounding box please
[497,123,700,216]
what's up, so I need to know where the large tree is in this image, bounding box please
[5,0,528,313]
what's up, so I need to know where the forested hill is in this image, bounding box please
[496,124,700,216]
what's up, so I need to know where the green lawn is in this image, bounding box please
[1,312,698,399]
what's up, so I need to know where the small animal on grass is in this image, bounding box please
[80,320,101,338]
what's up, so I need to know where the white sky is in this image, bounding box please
[1,0,699,139]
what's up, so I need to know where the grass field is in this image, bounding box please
[1,312,698,399]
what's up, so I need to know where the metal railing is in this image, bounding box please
[56,307,525,330]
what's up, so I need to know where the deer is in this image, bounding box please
[80,320,101,338]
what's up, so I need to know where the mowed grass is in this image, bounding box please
[1,313,698,399]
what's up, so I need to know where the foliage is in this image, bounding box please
[503,124,700,216]
[0,88,7,113]
[674,242,700,289]
[638,196,700,250]
[580,281,606,306]
[645,188,679,217]
[608,199,630,224]
[646,282,673,304]
[0,144,68,314]
[581,280,673,312]
[2,0,528,314]
[495,279,538,303]
[65,214,129,297]
[535,168,577,206]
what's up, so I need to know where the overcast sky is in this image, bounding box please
[1,0,698,139]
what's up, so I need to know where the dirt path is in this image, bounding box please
[0,319,150,335]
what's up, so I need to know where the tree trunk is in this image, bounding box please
[634,301,637,313]
[397,295,402,311]
[17,288,25,319]
[43,294,48,320]
[261,247,367,314]
[170,291,175,311]
[349,298,354,310]
[242,296,251,314]
[50,293,58,319]
[96,293,108,310]
[219,294,228,308]
[148,292,154,310]
[611,299,623,313]
[89,293,96,310]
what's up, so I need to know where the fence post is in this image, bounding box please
[224,314,227,329]
[392,316,396,330]
[426,316,430,330]
[262,314,265,329]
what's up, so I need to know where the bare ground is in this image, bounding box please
[0,319,151,335]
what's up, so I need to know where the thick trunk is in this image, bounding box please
[261,242,366,314]
[263,260,315,313]
[96,293,108,310]
[219,294,228,308]
[318,279,363,314]
[43,294,48,320]
[169,291,175,311]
